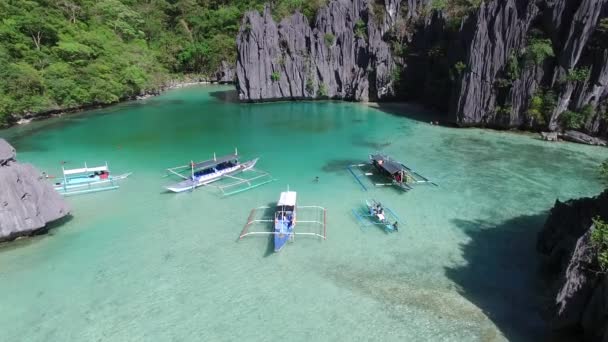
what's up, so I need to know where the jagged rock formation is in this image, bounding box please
[537,190,608,341]
[236,0,608,138]
[0,139,70,242]
[236,0,397,102]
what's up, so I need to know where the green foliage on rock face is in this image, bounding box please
[431,0,448,11]
[323,33,335,46]
[598,18,608,33]
[527,89,556,125]
[560,110,586,129]
[271,0,328,22]
[318,82,328,97]
[506,53,520,80]
[560,105,595,129]
[354,19,367,39]
[370,0,385,25]
[271,71,281,82]
[564,67,591,83]
[591,216,608,272]
[427,0,482,28]
[453,61,466,76]
[524,38,554,65]
[600,160,608,184]
[305,77,314,93]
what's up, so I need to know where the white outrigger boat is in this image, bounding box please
[53,162,132,196]
[164,149,274,195]
[240,189,327,252]
[348,153,437,191]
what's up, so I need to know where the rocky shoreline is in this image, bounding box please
[537,190,608,341]
[0,139,70,242]
[3,74,235,129]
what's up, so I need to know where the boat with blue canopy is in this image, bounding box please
[239,189,327,252]
[352,199,401,232]
[164,148,274,195]
[53,162,132,196]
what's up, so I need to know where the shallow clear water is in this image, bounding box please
[1,86,606,341]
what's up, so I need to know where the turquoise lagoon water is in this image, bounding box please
[0,85,606,341]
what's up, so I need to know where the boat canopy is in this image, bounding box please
[370,154,403,175]
[277,191,297,207]
[192,154,237,170]
[63,165,109,176]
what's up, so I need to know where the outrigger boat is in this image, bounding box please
[348,153,437,191]
[164,149,274,195]
[53,162,132,196]
[352,199,401,232]
[239,189,327,252]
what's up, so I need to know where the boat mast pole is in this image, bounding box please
[62,165,67,192]
[190,160,195,192]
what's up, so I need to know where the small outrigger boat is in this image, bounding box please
[164,149,274,195]
[239,189,327,252]
[348,153,436,191]
[352,199,401,232]
[53,162,132,196]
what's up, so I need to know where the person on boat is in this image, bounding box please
[393,221,399,231]
[100,171,109,180]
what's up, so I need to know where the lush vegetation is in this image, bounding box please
[427,0,481,27]
[0,0,327,125]
[271,71,281,82]
[354,19,367,39]
[560,105,595,130]
[564,67,591,83]
[524,38,554,65]
[270,0,327,22]
[323,33,335,46]
[591,216,608,272]
[527,89,556,125]
[600,160,608,184]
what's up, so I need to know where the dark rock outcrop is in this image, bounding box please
[213,61,235,83]
[236,0,608,139]
[0,139,70,242]
[537,190,608,341]
[236,1,397,102]
[561,130,607,146]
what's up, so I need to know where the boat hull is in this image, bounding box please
[54,173,132,196]
[274,219,294,252]
[165,158,258,193]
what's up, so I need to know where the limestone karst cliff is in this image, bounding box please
[0,139,70,242]
[537,190,608,341]
[236,0,608,136]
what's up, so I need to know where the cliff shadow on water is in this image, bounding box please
[446,214,549,341]
[370,102,449,126]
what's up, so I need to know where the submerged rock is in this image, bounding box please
[0,139,70,242]
[537,190,608,341]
